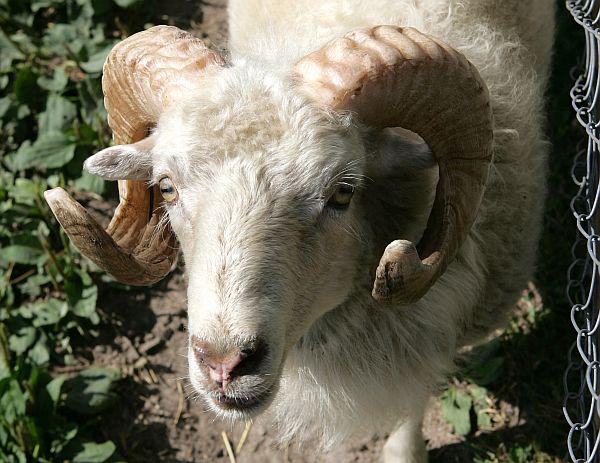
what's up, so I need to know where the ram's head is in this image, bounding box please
[45,26,492,418]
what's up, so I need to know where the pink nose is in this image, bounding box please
[191,336,266,391]
[205,352,243,389]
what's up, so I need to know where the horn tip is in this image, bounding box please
[43,186,65,200]
[43,187,70,214]
[372,239,436,305]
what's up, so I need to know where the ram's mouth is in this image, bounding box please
[210,385,275,415]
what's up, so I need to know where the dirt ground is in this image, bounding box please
[74,2,526,461]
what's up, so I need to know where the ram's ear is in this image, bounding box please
[84,135,155,180]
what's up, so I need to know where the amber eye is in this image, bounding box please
[159,177,178,203]
[327,184,355,210]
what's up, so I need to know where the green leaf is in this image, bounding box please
[71,441,116,463]
[464,355,504,386]
[43,24,84,58]
[441,387,473,437]
[38,94,78,134]
[470,385,493,430]
[113,0,141,7]
[13,66,40,106]
[46,375,66,405]
[0,424,7,447]
[16,104,31,119]
[64,367,120,415]
[0,96,12,118]
[1,245,45,265]
[28,336,50,365]
[31,0,62,12]
[10,31,37,56]
[19,274,51,298]
[462,339,505,386]
[49,422,79,457]
[8,178,38,204]
[74,171,105,195]
[37,68,69,93]
[476,407,492,429]
[469,385,488,402]
[81,42,116,74]
[68,270,98,320]
[0,378,27,424]
[12,132,76,170]
[0,29,25,70]
[75,79,105,127]
[8,326,36,355]
[32,299,69,326]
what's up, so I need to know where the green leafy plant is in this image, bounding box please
[441,383,495,437]
[0,360,121,463]
[0,0,155,460]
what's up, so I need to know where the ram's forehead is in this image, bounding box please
[152,65,362,184]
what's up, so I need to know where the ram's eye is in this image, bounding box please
[327,184,355,210]
[159,177,178,203]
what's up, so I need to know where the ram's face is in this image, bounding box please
[148,70,367,417]
[54,24,491,421]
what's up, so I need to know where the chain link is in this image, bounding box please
[565,2,600,461]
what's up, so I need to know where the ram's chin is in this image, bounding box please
[188,366,279,420]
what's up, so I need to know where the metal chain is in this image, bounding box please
[565,2,600,462]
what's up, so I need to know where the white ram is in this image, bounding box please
[45,0,555,461]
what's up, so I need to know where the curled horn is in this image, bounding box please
[44,26,225,285]
[295,26,494,304]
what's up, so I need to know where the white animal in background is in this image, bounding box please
[45,0,555,461]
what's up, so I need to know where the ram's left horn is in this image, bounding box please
[45,26,225,285]
[295,26,493,304]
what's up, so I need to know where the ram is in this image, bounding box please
[44,0,555,461]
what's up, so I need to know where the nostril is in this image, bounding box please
[240,347,255,356]
[234,340,268,376]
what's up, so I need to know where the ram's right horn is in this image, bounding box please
[45,26,225,285]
